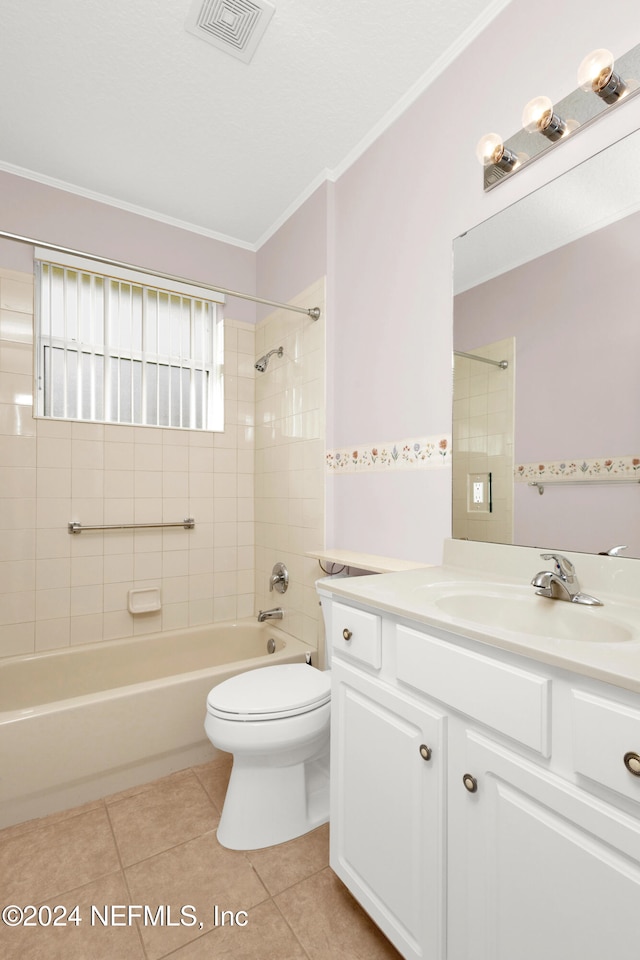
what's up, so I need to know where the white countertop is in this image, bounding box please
[320,540,640,695]
[307,549,429,574]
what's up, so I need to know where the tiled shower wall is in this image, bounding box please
[452,337,515,544]
[0,265,257,658]
[254,278,326,648]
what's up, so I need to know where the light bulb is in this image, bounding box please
[475,133,518,172]
[522,96,554,133]
[578,48,626,103]
[522,96,567,141]
[475,133,504,165]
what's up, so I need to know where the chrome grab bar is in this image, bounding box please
[68,518,195,534]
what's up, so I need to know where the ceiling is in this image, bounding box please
[0,0,503,249]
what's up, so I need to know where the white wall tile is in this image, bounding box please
[70,613,104,645]
[35,617,70,651]
[0,621,35,656]
[70,584,103,616]
[104,442,135,471]
[162,602,189,631]
[0,403,36,437]
[37,468,71,498]
[0,341,32,375]
[36,558,70,590]
[0,309,33,344]
[72,439,104,469]
[71,555,104,586]
[134,444,162,471]
[103,609,134,640]
[35,587,69,620]
[0,465,36,497]
[162,576,189,604]
[1,278,33,313]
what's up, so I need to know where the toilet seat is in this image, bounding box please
[207,663,331,721]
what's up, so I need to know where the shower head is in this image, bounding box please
[254,345,283,372]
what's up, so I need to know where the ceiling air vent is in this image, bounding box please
[186,0,275,64]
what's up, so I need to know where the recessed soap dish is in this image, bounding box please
[128,587,161,614]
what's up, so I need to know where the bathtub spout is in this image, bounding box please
[257,608,283,622]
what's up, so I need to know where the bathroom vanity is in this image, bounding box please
[320,541,640,960]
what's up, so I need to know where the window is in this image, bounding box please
[34,250,224,431]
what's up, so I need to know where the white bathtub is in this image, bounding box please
[0,620,312,828]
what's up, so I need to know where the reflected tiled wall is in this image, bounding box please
[452,337,515,544]
[0,266,256,658]
[254,279,325,647]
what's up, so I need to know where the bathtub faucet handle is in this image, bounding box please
[269,562,289,594]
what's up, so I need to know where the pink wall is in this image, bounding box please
[256,182,328,313]
[0,171,257,322]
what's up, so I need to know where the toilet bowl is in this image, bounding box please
[205,662,331,850]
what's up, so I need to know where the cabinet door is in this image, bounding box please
[331,659,446,960]
[450,729,640,960]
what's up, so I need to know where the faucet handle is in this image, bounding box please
[540,553,575,579]
[269,562,289,594]
[599,545,628,556]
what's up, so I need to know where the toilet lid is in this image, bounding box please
[207,664,331,721]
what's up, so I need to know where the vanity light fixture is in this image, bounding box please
[522,96,568,141]
[478,39,640,190]
[578,48,627,104]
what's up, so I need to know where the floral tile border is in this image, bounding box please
[326,435,451,473]
[515,455,640,482]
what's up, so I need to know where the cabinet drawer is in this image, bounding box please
[331,601,381,669]
[572,690,640,803]
[395,625,550,755]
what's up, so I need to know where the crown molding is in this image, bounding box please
[0,159,256,252]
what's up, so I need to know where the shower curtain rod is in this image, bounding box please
[0,230,321,321]
[454,350,508,369]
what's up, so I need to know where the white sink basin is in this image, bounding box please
[429,585,636,644]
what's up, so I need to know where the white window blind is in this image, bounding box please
[34,251,224,431]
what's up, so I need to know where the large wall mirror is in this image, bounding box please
[453,126,640,559]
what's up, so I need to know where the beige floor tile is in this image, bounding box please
[275,866,403,960]
[104,767,195,806]
[0,871,145,960]
[0,807,120,905]
[191,753,233,813]
[125,830,269,960]
[161,899,309,960]
[107,770,219,866]
[0,799,106,843]
[246,823,330,896]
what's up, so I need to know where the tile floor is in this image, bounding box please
[0,753,402,959]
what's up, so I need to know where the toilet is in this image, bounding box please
[205,661,331,850]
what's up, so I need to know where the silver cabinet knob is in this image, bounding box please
[463,773,478,793]
[419,744,432,762]
[624,752,640,777]
[342,628,353,641]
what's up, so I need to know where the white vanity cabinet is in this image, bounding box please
[327,597,640,960]
[449,729,640,960]
[328,597,447,960]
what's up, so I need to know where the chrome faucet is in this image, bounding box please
[531,553,603,606]
[257,607,283,622]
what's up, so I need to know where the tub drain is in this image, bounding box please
[266,637,276,654]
